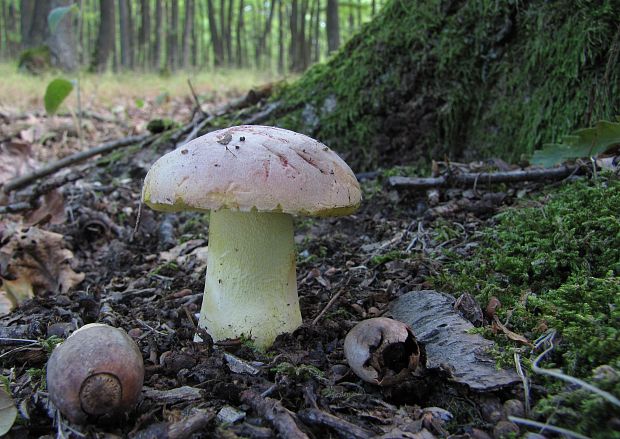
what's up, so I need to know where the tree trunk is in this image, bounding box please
[20,0,35,49]
[278,0,284,73]
[90,0,114,72]
[182,0,193,68]
[138,0,150,69]
[289,0,298,71]
[235,0,245,68]
[25,0,50,48]
[310,0,320,64]
[47,0,78,72]
[167,0,179,70]
[226,0,234,65]
[153,0,162,69]
[299,0,309,70]
[119,0,131,68]
[206,0,222,66]
[127,0,135,68]
[326,0,339,54]
[256,0,276,69]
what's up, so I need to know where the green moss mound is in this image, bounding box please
[433,177,620,437]
[273,0,620,170]
[18,46,51,75]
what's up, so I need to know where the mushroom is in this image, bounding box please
[47,323,144,424]
[142,125,361,349]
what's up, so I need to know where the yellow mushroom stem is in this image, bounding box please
[195,209,302,349]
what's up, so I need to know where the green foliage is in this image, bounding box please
[271,362,325,382]
[532,119,620,166]
[370,250,407,265]
[534,367,620,439]
[273,0,620,170]
[48,5,79,34]
[17,46,51,75]
[433,177,620,437]
[147,118,178,134]
[40,336,63,354]
[44,78,74,115]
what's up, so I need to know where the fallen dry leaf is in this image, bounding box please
[0,223,84,316]
[492,315,533,346]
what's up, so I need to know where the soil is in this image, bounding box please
[0,121,543,438]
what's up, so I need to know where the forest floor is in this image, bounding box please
[0,82,618,439]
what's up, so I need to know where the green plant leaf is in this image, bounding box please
[532,120,620,167]
[44,78,74,115]
[135,98,145,109]
[0,387,17,436]
[48,5,79,34]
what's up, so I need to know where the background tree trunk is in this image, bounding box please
[167,0,179,70]
[20,0,35,50]
[235,0,245,68]
[47,0,78,72]
[24,0,50,48]
[326,0,339,54]
[182,0,193,68]
[206,0,223,66]
[278,0,284,73]
[119,0,131,68]
[90,0,115,72]
[138,0,150,69]
[153,0,162,69]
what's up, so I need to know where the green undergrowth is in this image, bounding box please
[433,176,620,437]
[271,0,620,170]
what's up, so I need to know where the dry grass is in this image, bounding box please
[0,63,281,112]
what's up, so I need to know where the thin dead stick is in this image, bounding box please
[297,409,373,439]
[388,165,583,190]
[312,289,344,325]
[3,133,154,194]
[187,78,207,118]
[241,389,309,439]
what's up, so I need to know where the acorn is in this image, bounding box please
[47,323,144,424]
[344,317,422,386]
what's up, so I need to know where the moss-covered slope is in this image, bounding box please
[433,177,620,437]
[272,0,620,170]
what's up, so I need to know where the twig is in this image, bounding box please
[388,165,583,190]
[241,389,309,439]
[3,133,154,194]
[187,78,207,118]
[311,289,344,325]
[297,408,373,439]
[513,353,531,417]
[508,416,591,439]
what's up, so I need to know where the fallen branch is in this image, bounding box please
[388,165,582,190]
[133,409,215,439]
[241,389,309,439]
[297,408,373,439]
[3,133,154,194]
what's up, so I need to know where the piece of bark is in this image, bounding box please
[389,290,520,391]
[241,389,309,439]
[298,408,373,439]
[142,386,203,404]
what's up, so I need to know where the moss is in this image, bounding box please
[18,46,51,75]
[433,176,620,437]
[270,0,620,170]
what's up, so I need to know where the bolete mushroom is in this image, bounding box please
[142,125,361,348]
[47,323,144,424]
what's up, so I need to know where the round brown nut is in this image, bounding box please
[47,324,144,424]
[344,317,421,386]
